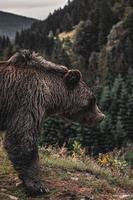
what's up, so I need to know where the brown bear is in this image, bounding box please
[0,50,105,196]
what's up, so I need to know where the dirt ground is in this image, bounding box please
[0,147,133,200]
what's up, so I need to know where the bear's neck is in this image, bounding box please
[44,76,78,117]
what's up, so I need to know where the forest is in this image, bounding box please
[0,0,133,155]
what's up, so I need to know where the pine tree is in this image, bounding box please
[115,116,126,148]
[73,20,98,65]
[46,30,55,56]
[98,0,113,48]
[125,36,133,69]
[110,75,123,124]
[116,81,128,145]
[61,12,72,31]
[15,31,20,46]
[126,69,133,142]
[126,93,133,142]
[127,68,133,92]
[100,85,111,112]
[124,10,133,40]
[99,115,114,151]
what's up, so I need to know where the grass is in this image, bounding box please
[40,150,133,190]
[0,145,133,200]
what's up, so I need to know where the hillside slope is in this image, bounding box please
[0,145,133,200]
[0,11,37,39]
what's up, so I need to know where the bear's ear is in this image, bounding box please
[64,70,82,89]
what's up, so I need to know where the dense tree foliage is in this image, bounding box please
[0,36,13,60]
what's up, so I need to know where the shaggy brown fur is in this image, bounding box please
[0,50,104,196]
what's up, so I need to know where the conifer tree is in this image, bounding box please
[100,85,111,112]
[110,75,123,124]
[115,116,126,147]
[98,0,113,48]
[126,93,133,142]
[15,31,20,46]
[61,12,72,31]
[116,82,128,144]
[73,20,98,65]
[99,115,114,151]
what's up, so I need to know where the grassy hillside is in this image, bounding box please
[0,11,37,39]
[0,144,133,200]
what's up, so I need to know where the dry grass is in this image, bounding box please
[0,145,133,200]
[40,149,133,191]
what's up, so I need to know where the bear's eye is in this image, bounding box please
[89,95,96,107]
[92,95,96,103]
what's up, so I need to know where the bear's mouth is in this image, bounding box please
[88,114,105,125]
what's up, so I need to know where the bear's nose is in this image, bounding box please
[100,113,105,121]
[96,113,105,123]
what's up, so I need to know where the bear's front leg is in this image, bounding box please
[4,110,49,196]
[20,152,49,196]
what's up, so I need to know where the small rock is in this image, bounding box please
[1,188,7,192]
[71,177,79,181]
[113,194,131,199]
[8,195,18,200]
[16,181,22,187]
